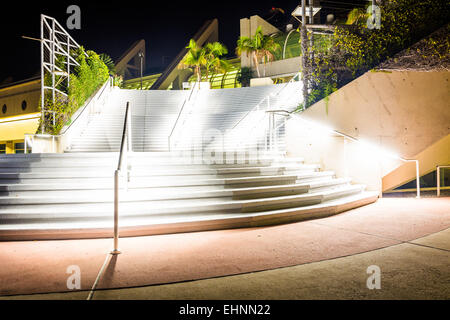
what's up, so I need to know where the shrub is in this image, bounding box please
[301,0,450,110]
[38,47,110,134]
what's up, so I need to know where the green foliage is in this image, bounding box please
[39,47,110,134]
[180,39,207,82]
[99,53,117,75]
[236,26,281,78]
[301,0,449,110]
[113,74,124,87]
[346,7,369,26]
[334,0,449,78]
[181,39,230,83]
[236,67,253,87]
[204,42,230,78]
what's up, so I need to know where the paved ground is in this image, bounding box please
[0,198,449,300]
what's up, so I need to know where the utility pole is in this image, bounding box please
[301,0,308,107]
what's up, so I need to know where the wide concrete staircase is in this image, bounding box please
[0,83,378,240]
[67,84,296,152]
[0,152,377,240]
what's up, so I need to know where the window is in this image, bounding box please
[21,100,27,111]
[14,142,25,154]
[0,144,5,154]
[1,104,6,114]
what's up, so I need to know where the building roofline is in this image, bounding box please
[0,76,41,91]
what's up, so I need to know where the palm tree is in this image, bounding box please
[346,7,369,26]
[180,39,207,82]
[204,42,230,79]
[236,26,280,78]
[99,53,116,75]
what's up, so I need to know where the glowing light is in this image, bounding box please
[0,112,41,124]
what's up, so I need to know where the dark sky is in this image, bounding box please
[0,0,304,83]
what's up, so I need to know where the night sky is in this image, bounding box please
[0,0,367,84]
[0,0,304,83]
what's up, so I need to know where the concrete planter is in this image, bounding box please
[250,77,274,87]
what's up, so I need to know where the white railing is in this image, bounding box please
[168,81,200,151]
[290,114,422,198]
[223,73,302,152]
[60,77,114,151]
[437,165,450,197]
[112,101,132,255]
[24,77,113,154]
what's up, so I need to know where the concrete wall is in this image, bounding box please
[286,70,450,192]
[383,133,450,191]
[254,57,301,79]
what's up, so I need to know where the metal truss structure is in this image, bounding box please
[40,14,85,133]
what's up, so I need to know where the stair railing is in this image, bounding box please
[112,101,132,255]
[289,113,421,198]
[23,77,113,154]
[437,165,450,196]
[224,73,302,153]
[168,81,200,151]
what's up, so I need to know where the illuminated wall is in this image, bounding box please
[0,79,41,153]
[286,70,450,192]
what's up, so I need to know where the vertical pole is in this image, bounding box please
[437,166,440,197]
[112,170,121,255]
[40,15,45,134]
[67,32,70,90]
[301,0,308,107]
[415,160,420,199]
[51,18,55,106]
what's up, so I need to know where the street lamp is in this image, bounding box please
[138,51,144,90]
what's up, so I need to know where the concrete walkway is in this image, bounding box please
[0,198,449,299]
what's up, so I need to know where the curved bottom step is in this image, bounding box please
[0,192,379,241]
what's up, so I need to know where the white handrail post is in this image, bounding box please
[111,169,121,255]
[415,160,420,199]
[437,166,440,197]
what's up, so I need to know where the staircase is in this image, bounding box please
[0,152,377,240]
[0,83,379,240]
[67,84,296,152]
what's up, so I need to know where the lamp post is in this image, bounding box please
[138,51,144,90]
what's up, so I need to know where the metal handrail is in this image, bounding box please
[168,81,199,151]
[231,72,301,132]
[289,113,421,198]
[24,77,113,154]
[437,165,450,197]
[224,75,301,152]
[112,101,131,255]
[61,77,112,136]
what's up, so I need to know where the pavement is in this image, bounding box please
[0,197,449,300]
